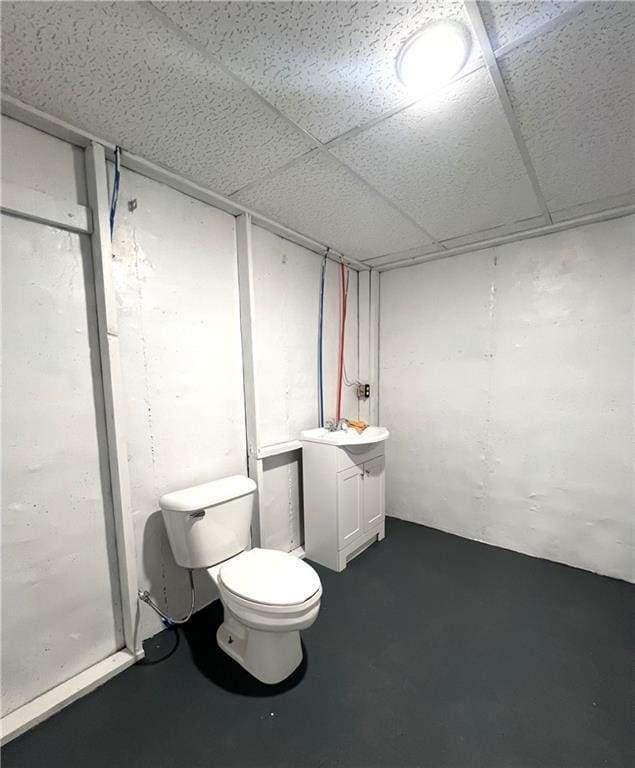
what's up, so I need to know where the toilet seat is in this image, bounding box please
[218,548,321,607]
[218,580,322,628]
[217,549,322,637]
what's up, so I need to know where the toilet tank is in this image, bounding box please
[159,475,256,569]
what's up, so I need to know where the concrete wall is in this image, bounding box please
[252,225,359,445]
[249,225,359,551]
[1,115,88,205]
[380,216,634,582]
[110,167,248,639]
[1,118,363,661]
[111,180,361,637]
[1,117,122,716]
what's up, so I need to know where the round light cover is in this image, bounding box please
[396,20,471,92]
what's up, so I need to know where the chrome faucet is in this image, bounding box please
[326,418,348,432]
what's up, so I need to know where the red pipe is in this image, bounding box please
[336,262,348,421]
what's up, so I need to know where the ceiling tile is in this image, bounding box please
[232,152,432,260]
[499,3,635,213]
[331,67,543,241]
[155,0,482,143]
[479,1,582,51]
[1,1,312,194]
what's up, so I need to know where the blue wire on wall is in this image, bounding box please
[318,250,328,428]
[109,145,122,238]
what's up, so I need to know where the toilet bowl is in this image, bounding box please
[210,548,322,683]
[159,476,321,684]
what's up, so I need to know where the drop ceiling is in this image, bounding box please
[2,1,634,267]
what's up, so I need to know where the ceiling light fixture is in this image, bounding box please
[396,20,471,92]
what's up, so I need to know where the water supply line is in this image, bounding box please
[138,569,196,626]
[109,145,122,237]
[336,262,349,421]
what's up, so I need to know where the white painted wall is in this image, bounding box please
[380,216,634,582]
[1,118,365,660]
[1,118,122,716]
[110,167,248,639]
[252,225,359,439]
[250,225,359,551]
[1,116,88,205]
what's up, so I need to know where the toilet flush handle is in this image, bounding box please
[189,509,205,519]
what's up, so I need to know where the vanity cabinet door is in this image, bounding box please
[362,455,385,530]
[337,465,363,549]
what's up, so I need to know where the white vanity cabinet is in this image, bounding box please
[301,439,386,572]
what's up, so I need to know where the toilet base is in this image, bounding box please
[216,612,303,684]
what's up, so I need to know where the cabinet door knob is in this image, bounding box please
[365,469,370,475]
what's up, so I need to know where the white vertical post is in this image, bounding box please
[84,142,141,656]
[369,270,380,426]
[357,270,371,424]
[236,213,264,547]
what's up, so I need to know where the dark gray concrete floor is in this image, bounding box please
[3,518,633,768]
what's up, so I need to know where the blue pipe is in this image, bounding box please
[318,253,327,427]
[109,146,122,238]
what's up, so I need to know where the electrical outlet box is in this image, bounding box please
[357,383,371,400]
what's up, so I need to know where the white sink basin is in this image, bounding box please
[300,426,390,450]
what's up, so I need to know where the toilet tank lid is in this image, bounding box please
[159,475,256,513]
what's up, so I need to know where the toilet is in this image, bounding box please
[159,475,322,684]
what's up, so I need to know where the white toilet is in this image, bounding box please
[159,475,322,684]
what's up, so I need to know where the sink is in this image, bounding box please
[300,426,390,452]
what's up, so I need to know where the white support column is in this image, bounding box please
[236,213,264,547]
[369,270,380,426]
[357,270,371,424]
[356,269,380,425]
[84,142,141,656]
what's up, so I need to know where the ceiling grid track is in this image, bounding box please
[377,202,635,272]
[229,149,319,199]
[464,0,553,226]
[145,0,442,250]
[492,2,592,59]
[324,60,486,151]
[144,0,610,262]
[230,146,445,255]
[316,151,445,249]
[143,2,323,152]
[13,2,624,269]
[225,5,596,200]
